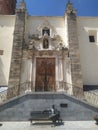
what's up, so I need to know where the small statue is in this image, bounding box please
[43,39,49,49]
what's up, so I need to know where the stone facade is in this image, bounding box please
[0,0,16,15]
[7,1,84,98]
[66,1,83,96]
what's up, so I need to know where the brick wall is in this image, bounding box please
[0,0,16,15]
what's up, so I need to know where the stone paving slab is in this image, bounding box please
[0,121,98,130]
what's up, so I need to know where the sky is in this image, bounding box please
[18,0,98,16]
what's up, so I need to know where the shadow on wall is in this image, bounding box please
[0,58,7,86]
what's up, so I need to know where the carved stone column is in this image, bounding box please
[66,1,83,97]
[7,1,26,98]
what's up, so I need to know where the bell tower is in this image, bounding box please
[0,0,16,15]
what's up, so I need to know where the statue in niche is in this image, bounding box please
[43,38,49,49]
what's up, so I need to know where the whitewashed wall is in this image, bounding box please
[0,15,15,86]
[77,17,98,85]
[21,16,68,84]
[1,15,98,87]
[25,16,66,46]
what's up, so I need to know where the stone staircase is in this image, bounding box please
[0,84,98,107]
[0,92,98,121]
[0,82,98,121]
[0,82,98,107]
[0,81,84,104]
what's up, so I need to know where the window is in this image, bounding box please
[89,30,97,43]
[42,27,50,36]
[89,35,95,42]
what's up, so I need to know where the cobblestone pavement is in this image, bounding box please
[0,121,98,130]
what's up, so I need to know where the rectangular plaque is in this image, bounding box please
[60,103,68,108]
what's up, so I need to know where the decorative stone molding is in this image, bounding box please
[27,49,68,60]
[66,1,76,14]
[8,0,27,98]
[66,1,83,97]
[37,20,56,34]
[28,39,41,50]
[29,33,65,51]
[29,34,40,41]
[18,0,26,10]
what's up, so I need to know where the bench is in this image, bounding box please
[29,110,62,125]
[94,115,98,124]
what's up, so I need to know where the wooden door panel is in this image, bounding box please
[35,58,55,91]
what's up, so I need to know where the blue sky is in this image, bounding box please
[19,0,98,16]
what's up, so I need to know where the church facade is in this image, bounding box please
[0,1,98,98]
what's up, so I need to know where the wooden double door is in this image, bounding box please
[35,58,55,91]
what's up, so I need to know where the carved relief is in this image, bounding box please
[66,1,76,14]
[37,20,57,35]
[28,20,66,51]
[28,40,41,50]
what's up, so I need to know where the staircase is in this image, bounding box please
[0,81,84,104]
[0,92,98,121]
[0,82,98,121]
[0,82,98,107]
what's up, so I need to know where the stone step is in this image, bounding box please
[0,121,98,130]
[0,92,98,121]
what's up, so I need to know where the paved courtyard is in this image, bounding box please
[0,121,98,130]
